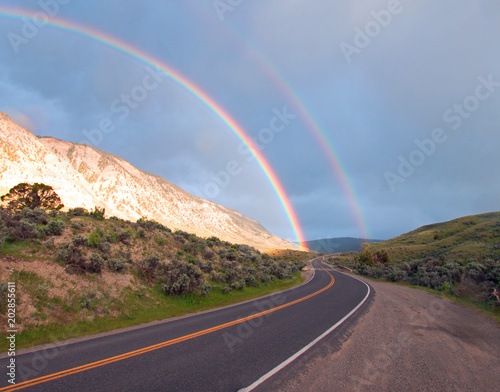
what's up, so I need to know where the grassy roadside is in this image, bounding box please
[1,272,305,352]
[0,207,316,352]
[351,273,500,325]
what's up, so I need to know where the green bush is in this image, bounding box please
[87,231,102,248]
[90,206,105,220]
[155,235,167,246]
[231,279,246,290]
[374,249,390,264]
[43,237,55,249]
[357,249,374,267]
[136,218,169,232]
[104,232,118,244]
[225,266,239,283]
[201,283,212,296]
[68,207,89,217]
[245,274,259,287]
[186,255,200,265]
[80,290,99,309]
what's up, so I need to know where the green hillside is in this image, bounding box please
[0,206,314,350]
[327,212,500,320]
[368,212,500,263]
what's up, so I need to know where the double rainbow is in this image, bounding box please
[1,5,370,246]
[187,3,370,239]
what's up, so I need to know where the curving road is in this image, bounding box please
[0,258,371,391]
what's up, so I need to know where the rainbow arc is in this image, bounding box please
[0,7,307,247]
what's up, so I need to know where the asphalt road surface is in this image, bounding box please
[0,258,371,391]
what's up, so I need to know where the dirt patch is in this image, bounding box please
[0,254,137,330]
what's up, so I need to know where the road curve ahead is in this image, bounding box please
[0,258,371,392]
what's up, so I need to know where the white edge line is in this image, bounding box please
[239,265,371,392]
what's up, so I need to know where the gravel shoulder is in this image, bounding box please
[281,275,500,392]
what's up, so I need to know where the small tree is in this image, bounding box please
[357,248,374,267]
[374,249,390,264]
[1,183,64,211]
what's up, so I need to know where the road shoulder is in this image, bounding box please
[280,275,500,392]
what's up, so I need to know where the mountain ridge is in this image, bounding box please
[0,112,298,250]
[302,237,383,253]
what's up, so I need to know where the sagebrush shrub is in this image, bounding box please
[116,228,132,245]
[139,255,161,282]
[11,219,38,241]
[88,253,105,273]
[57,242,86,272]
[245,274,259,287]
[71,221,84,230]
[231,279,246,290]
[72,235,88,247]
[108,258,127,272]
[45,220,65,236]
[21,208,49,225]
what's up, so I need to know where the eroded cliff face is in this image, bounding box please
[0,112,297,250]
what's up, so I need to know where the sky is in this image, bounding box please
[0,0,499,242]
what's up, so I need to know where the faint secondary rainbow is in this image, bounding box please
[0,7,307,248]
[188,4,370,239]
[271,76,370,239]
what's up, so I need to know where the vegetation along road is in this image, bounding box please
[0,259,370,391]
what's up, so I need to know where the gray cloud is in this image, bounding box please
[0,0,498,242]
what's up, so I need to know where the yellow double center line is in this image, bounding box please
[1,262,334,391]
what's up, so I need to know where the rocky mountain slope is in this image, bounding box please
[0,111,297,250]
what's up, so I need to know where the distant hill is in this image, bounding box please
[367,212,500,263]
[303,237,383,253]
